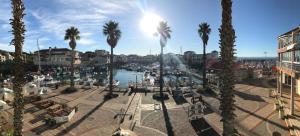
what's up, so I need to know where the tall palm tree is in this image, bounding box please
[198,23,211,90]
[219,0,237,135]
[64,27,80,88]
[103,20,121,96]
[10,0,26,135]
[157,21,171,96]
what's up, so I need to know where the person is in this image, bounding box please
[199,95,203,104]
[191,96,195,104]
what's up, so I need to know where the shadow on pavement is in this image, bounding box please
[235,91,265,102]
[31,122,63,135]
[173,95,188,105]
[235,105,288,130]
[239,79,270,88]
[161,98,175,136]
[190,118,219,136]
[54,92,112,136]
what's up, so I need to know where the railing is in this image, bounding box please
[277,61,300,73]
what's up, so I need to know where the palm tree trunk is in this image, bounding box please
[109,46,114,95]
[70,49,75,87]
[160,46,163,96]
[203,43,207,89]
[11,0,26,135]
[219,0,237,135]
[13,51,24,136]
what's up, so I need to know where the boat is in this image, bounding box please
[44,74,53,82]
[106,80,120,88]
[113,80,120,86]
[143,71,154,86]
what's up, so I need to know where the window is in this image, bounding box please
[66,58,71,61]
[282,51,292,61]
[295,34,300,43]
[295,50,300,62]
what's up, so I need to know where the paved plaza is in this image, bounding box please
[1,85,197,136]
[200,83,290,136]
[0,78,294,136]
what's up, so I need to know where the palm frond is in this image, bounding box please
[103,20,121,48]
[198,22,211,45]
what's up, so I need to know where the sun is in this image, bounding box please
[140,12,163,36]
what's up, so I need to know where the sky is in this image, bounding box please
[0,0,299,57]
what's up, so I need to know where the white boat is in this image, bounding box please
[143,71,154,86]
[34,75,45,81]
[0,88,14,102]
[113,80,120,86]
[106,80,120,87]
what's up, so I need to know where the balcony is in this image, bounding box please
[277,61,300,73]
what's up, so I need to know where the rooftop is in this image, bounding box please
[279,25,300,37]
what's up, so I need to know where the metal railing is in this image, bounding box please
[277,61,300,73]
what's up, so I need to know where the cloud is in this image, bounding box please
[0,0,139,53]
[81,32,93,37]
[0,43,14,52]
[29,0,137,39]
[77,38,96,46]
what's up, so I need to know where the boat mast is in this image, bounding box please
[36,39,41,92]
[37,39,41,75]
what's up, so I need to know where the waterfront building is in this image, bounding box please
[183,51,195,63]
[114,54,128,64]
[80,51,95,66]
[183,50,218,66]
[5,53,14,61]
[142,55,158,64]
[127,54,140,63]
[94,50,109,66]
[0,50,14,62]
[0,53,6,62]
[33,47,81,66]
[95,49,109,56]
[207,61,248,83]
[276,26,300,115]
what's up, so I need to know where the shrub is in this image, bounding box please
[153,93,169,100]
[62,87,78,94]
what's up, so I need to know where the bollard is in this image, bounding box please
[279,107,284,119]
[274,101,279,111]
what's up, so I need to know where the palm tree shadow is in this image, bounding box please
[235,90,265,102]
[160,99,175,136]
[54,93,112,136]
[31,123,63,135]
[235,106,288,130]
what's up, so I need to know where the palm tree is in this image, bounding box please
[219,0,237,135]
[157,21,171,96]
[64,27,80,88]
[103,20,121,96]
[10,0,26,135]
[198,23,211,90]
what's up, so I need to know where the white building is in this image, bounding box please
[0,53,6,62]
[33,48,81,66]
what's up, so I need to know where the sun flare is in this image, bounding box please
[140,12,163,36]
